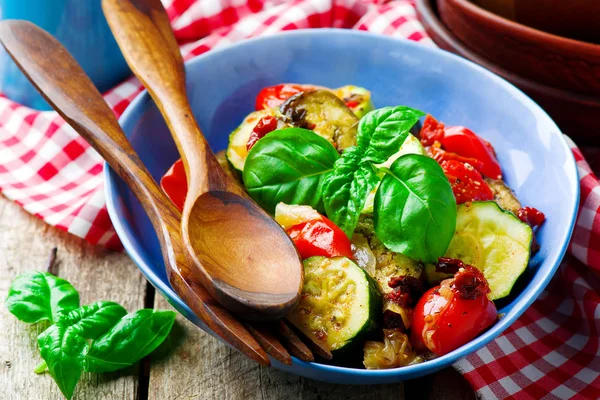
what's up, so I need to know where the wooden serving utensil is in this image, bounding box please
[0,20,287,366]
[102,0,303,320]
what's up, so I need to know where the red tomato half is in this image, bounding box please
[160,159,187,212]
[440,160,494,204]
[411,266,497,355]
[286,217,353,260]
[255,84,315,110]
[441,126,502,179]
[419,114,446,146]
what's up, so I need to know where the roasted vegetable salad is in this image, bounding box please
[160,84,545,369]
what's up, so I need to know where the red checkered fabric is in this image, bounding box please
[0,0,598,398]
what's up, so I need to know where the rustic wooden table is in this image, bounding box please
[0,196,476,400]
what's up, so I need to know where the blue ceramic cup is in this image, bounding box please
[0,0,130,110]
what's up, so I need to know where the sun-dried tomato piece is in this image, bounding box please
[385,276,423,308]
[452,266,490,300]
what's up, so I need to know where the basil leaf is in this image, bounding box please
[358,106,425,164]
[243,128,340,214]
[58,301,127,339]
[84,309,176,373]
[323,147,379,237]
[374,154,456,263]
[5,271,79,324]
[38,323,87,399]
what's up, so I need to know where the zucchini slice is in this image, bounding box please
[444,201,533,300]
[287,256,382,352]
[215,149,242,184]
[355,216,423,329]
[226,109,275,174]
[280,90,359,150]
[333,85,375,119]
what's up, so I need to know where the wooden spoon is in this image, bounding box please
[0,20,283,366]
[102,0,303,320]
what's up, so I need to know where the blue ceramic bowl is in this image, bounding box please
[105,29,579,384]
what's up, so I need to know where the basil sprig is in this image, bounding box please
[5,272,176,399]
[242,105,457,263]
[323,106,426,236]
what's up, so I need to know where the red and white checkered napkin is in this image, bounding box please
[0,0,598,397]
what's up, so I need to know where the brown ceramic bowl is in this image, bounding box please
[437,0,600,96]
[415,0,600,144]
[471,0,600,44]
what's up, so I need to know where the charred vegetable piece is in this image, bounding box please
[485,178,522,215]
[333,85,375,119]
[363,329,422,369]
[355,216,423,329]
[287,256,382,352]
[444,202,533,300]
[280,90,359,150]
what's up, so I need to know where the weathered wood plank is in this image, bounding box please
[148,297,405,400]
[0,197,147,400]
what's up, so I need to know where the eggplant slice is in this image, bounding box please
[280,90,359,150]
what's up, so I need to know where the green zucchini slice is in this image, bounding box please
[444,201,533,300]
[226,109,273,174]
[333,85,375,119]
[287,256,382,352]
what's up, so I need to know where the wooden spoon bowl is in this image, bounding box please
[102,0,303,319]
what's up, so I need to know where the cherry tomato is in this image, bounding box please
[255,84,315,110]
[411,266,497,355]
[286,217,353,260]
[518,206,546,228]
[441,126,502,179]
[419,114,446,146]
[246,115,278,150]
[440,160,494,204]
[160,159,187,212]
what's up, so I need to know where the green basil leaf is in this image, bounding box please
[58,301,127,339]
[243,128,340,214]
[323,147,379,237]
[5,271,79,324]
[374,154,456,263]
[38,323,87,399]
[358,106,425,164]
[83,309,176,373]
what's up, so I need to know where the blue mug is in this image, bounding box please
[0,0,131,110]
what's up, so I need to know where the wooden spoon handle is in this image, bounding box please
[0,20,270,366]
[102,0,233,202]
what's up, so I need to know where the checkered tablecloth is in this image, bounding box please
[0,0,598,398]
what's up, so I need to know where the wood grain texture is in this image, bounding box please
[102,0,304,319]
[149,296,406,400]
[0,198,145,400]
[0,19,272,366]
[0,196,474,398]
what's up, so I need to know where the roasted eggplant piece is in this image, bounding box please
[485,178,522,215]
[280,90,359,150]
